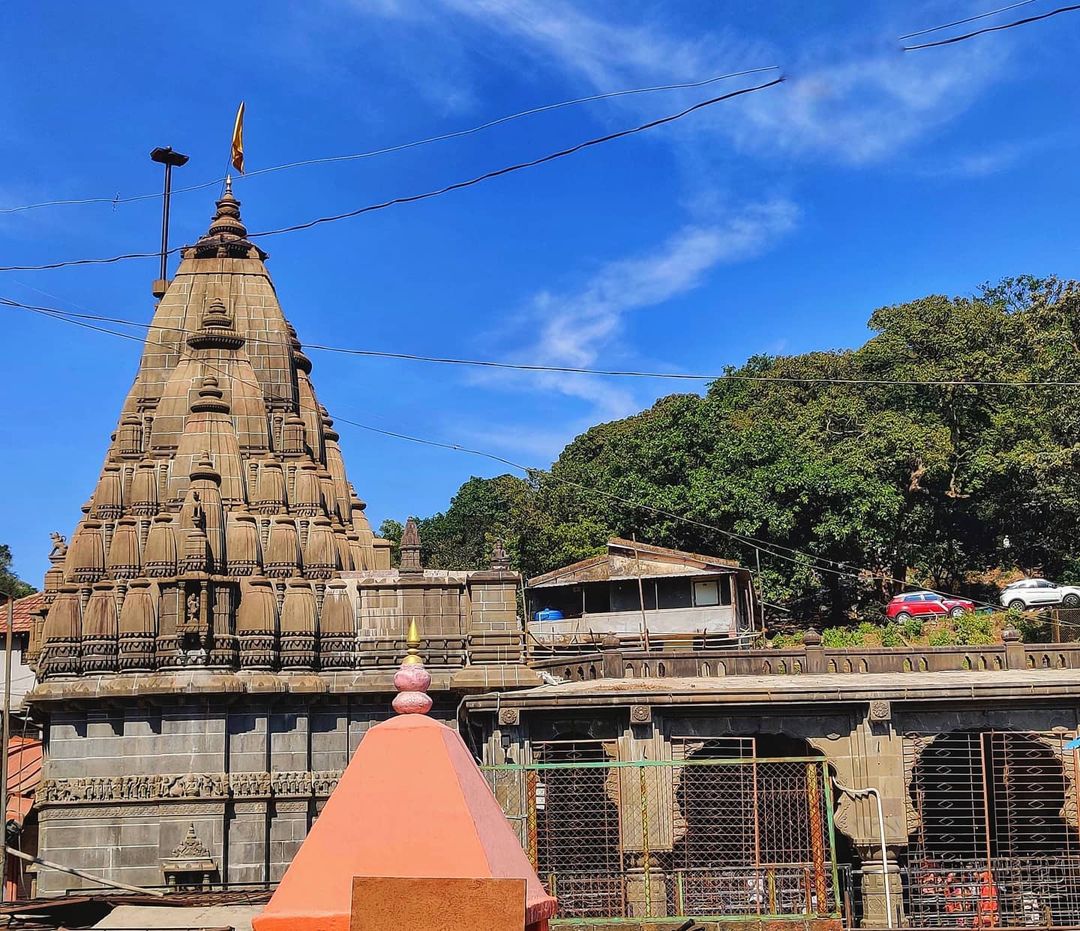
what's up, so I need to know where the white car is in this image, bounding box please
[1000,578,1080,611]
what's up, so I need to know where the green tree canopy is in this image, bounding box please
[395,277,1080,623]
[0,544,34,600]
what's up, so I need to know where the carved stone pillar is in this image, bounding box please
[858,847,905,928]
[624,855,668,920]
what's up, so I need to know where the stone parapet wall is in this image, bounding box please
[530,629,1080,681]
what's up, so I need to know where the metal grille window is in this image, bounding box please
[485,753,839,922]
[904,729,1080,927]
[529,739,623,917]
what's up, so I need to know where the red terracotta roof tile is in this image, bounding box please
[4,593,43,634]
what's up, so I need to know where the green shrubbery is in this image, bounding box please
[766,611,1031,649]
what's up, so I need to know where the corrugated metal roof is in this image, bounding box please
[528,538,746,588]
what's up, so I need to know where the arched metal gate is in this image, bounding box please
[905,729,1080,927]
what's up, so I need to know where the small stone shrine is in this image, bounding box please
[253,623,557,931]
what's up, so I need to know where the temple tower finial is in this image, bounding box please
[399,517,423,575]
[392,619,431,715]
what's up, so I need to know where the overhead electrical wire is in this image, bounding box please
[898,0,1039,39]
[247,77,785,239]
[0,76,784,273]
[5,296,1064,624]
[5,295,1080,389]
[247,68,781,175]
[903,2,1080,49]
[0,247,168,273]
[0,66,779,217]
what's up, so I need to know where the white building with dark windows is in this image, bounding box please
[525,538,761,653]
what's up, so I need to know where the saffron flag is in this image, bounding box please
[231,101,245,174]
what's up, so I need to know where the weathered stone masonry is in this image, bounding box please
[25,187,537,894]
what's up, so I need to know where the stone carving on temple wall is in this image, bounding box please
[311,771,341,796]
[39,772,226,804]
[271,770,313,797]
[40,769,343,805]
[161,772,227,799]
[869,700,892,721]
[40,803,226,821]
[48,532,68,562]
[229,771,272,798]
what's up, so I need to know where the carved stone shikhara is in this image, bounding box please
[27,186,533,895]
[27,188,531,684]
[31,187,390,678]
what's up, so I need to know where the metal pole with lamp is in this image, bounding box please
[149,146,189,299]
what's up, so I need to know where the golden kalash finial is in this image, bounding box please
[402,619,423,665]
[392,620,432,714]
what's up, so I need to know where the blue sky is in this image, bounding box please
[2,1,1079,584]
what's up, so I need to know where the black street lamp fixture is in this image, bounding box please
[150,146,190,298]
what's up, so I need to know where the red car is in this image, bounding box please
[886,590,975,621]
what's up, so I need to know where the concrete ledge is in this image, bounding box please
[467,668,1080,710]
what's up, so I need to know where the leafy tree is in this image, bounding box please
[0,545,34,600]
[377,475,546,574]
[400,277,1080,624]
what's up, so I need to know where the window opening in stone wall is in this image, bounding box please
[488,739,839,922]
[905,729,1080,927]
[531,737,623,918]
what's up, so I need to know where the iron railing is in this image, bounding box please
[484,754,840,923]
[849,858,1080,928]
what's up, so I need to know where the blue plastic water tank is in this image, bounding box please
[534,608,565,622]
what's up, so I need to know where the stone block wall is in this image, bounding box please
[35,697,448,894]
[467,571,523,665]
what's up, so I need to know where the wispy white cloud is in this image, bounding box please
[913,134,1061,179]
[486,198,798,420]
[724,43,1000,165]
[457,199,796,458]
[356,0,1006,167]
[427,0,763,92]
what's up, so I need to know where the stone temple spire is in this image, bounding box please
[398,517,423,575]
[192,177,265,260]
[34,187,392,678]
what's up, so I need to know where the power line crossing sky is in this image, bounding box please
[2,1,1079,582]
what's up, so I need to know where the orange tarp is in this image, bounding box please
[254,714,556,931]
